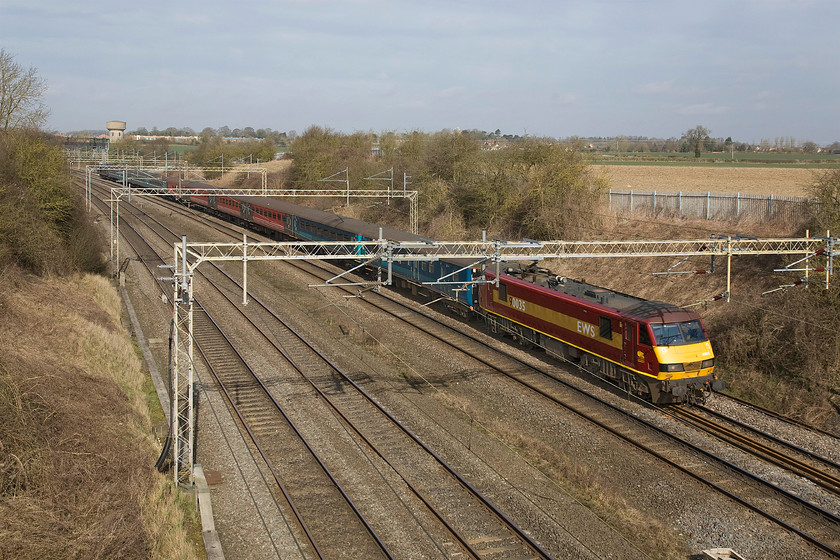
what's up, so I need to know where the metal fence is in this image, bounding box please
[606,189,814,222]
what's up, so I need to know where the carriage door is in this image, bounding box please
[621,322,634,366]
[241,201,253,221]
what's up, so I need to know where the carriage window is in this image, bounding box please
[498,282,507,302]
[599,316,612,339]
[638,325,652,346]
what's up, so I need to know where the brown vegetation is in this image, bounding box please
[0,270,200,559]
[0,125,200,557]
[0,131,106,274]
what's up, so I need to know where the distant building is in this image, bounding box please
[130,135,199,144]
[106,121,126,143]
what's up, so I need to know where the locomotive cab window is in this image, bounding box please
[650,320,707,346]
[599,316,612,339]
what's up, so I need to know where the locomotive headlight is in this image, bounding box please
[701,358,715,369]
[659,363,685,373]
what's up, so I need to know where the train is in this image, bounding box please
[101,169,724,404]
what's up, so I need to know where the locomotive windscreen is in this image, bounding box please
[650,320,707,346]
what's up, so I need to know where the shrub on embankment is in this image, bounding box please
[714,168,840,428]
[713,283,840,427]
[288,128,606,240]
[0,131,201,558]
[0,271,201,559]
[0,130,105,275]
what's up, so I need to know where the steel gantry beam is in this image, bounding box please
[179,235,835,269]
[168,233,837,483]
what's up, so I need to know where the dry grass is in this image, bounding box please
[0,268,201,560]
[594,164,818,197]
[206,159,292,188]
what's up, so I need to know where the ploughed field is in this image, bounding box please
[594,164,816,197]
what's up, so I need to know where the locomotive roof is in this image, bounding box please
[497,266,700,324]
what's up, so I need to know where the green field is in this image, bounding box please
[168,144,198,156]
[591,151,840,168]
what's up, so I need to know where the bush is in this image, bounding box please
[288,129,605,240]
[809,168,840,234]
[713,284,840,425]
[0,131,105,275]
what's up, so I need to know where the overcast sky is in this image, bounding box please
[1,0,837,144]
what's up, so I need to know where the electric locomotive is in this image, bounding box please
[477,265,723,403]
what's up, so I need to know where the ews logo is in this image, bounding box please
[576,321,596,338]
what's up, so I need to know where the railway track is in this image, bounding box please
[288,258,840,557]
[665,404,840,497]
[198,264,553,559]
[719,391,840,440]
[87,177,558,558]
[193,305,393,559]
[87,174,840,557]
[87,179,393,558]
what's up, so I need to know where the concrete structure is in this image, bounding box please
[106,120,126,143]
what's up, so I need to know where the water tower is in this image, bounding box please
[106,120,126,143]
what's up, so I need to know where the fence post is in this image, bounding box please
[736,192,740,218]
[706,192,711,220]
[630,190,634,212]
[679,191,682,215]
[653,190,657,214]
[608,188,612,211]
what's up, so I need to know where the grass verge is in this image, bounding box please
[0,267,201,559]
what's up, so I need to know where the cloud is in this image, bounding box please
[437,86,467,99]
[552,92,579,105]
[632,80,678,95]
[678,103,730,116]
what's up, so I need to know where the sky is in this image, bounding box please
[1,0,838,144]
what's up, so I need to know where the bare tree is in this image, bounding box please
[682,125,710,158]
[0,49,48,131]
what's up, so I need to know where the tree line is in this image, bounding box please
[125,125,290,145]
[3,46,840,275]
[287,126,607,241]
[122,123,839,156]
